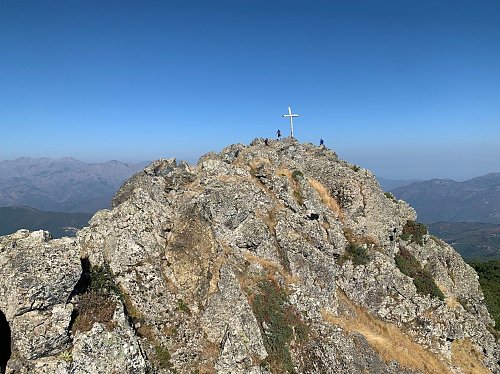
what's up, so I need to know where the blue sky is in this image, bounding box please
[1,0,499,180]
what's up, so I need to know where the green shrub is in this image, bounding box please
[290,170,304,206]
[155,345,174,369]
[291,169,303,180]
[395,248,444,300]
[250,280,308,373]
[340,243,370,266]
[467,260,500,331]
[176,298,191,314]
[71,264,121,333]
[89,265,120,296]
[401,220,428,245]
[384,192,396,201]
[350,165,361,172]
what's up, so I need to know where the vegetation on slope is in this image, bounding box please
[71,264,118,333]
[323,291,452,373]
[249,279,309,373]
[400,220,428,246]
[467,260,500,331]
[395,248,444,300]
[340,243,370,266]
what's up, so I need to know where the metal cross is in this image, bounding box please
[282,106,299,138]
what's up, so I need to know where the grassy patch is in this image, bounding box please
[71,264,120,334]
[249,279,309,373]
[395,248,444,300]
[89,264,121,295]
[308,178,344,220]
[276,167,304,206]
[71,291,116,333]
[339,227,377,266]
[290,170,304,206]
[155,345,174,370]
[451,339,489,374]
[400,220,428,245]
[322,291,451,373]
[340,243,370,266]
[467,260,500,331]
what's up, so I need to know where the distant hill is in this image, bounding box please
[428,222,500,260]
[391,173,500,224]
[0,206,92,238]
[0,157,148,213]
[376,177,421,191]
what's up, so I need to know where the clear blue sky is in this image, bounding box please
[1,0,499,180]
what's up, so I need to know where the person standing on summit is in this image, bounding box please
[276,129,281,140]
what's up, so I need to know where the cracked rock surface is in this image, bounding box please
[0,138,498,373]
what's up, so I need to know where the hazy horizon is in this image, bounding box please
[1,1,499,182]
[2,143,499,182]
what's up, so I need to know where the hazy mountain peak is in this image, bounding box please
[391,172,500,224]
[0,157,149,213]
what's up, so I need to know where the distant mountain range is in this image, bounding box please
[0,206,92,238]
[0,157,148,213]
[428,222,500,260]
[376,177,421,191]
[390,173,500,224]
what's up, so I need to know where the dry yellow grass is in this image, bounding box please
[451,339,490,374]
[243,252,299,286]
[445,297,460,309]
[248,157,270,170]
[254,204,285,236]
[322,290,452,373]
[198,340,219,374]
[275,166,293,178]
[433,281,460,310]
[308,178,344,221]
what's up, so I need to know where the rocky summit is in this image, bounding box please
[0,138,498,374]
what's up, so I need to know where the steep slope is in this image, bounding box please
[0,139,498,373]
[391,174,500,224]
[0,157,148,213]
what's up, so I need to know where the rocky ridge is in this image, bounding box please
[0,138,498,373]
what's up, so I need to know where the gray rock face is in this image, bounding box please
[0,139,498,373]
[0,230,80,372]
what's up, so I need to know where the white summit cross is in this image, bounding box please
[282,106,299,138]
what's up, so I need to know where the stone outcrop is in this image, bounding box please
[0,138,498,373]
